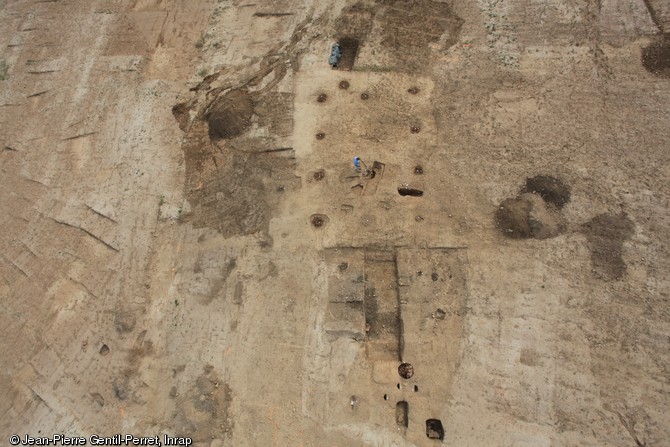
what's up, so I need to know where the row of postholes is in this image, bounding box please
[313,80,423,140]
[309,82,426,228]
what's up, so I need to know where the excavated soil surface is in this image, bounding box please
[207,89,254,140]
[495,193,565,239]
[522,175,571,209]
[581,213,635,280]
[642,34,670,78]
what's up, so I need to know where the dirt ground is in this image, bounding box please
[1,0,669,446]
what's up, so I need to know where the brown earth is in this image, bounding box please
[1,0,669,446]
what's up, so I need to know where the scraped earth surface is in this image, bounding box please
[1,0,669,446]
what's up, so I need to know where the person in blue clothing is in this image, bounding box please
[329,43,342,68]
[353,156,362,172]
[353,156,370,177]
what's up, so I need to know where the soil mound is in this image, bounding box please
[522,175,571,209]
[495,193,564,239]
[207,89,254,139]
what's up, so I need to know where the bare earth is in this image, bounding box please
[1,0,669,446]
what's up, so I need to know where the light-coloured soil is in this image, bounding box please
[1,0,669,446]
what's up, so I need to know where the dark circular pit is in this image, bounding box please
[408,86,419,94]
[360,92,369,100]
[316,132,325,140]
[317,93,328,102]
[414,165,423,175]
[339,80,350,89]
[398,362,414,379]
[310,214,328,229]
[313,169,325,181]
[410,126,421,133]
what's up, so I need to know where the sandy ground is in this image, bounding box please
[1,0,669,446]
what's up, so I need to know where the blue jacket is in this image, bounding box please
[329,44,342,66]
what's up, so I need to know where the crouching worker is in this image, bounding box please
[329,42,342,68]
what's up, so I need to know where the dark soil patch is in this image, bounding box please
[114,311,136,334]
[581,213,634,280]
[426,419,445,440]
[408,86,419,94]
[339,80,350,89]
[414,166,423,174]
[522,175,571,209]
[495,193,564,239]
[337,37,360,70]
[311,214,328,228]
[396,401,409,428]
[496,197,532,238]
[173,368,234,443]
[360,92,369,100]
[378,0,463,71]
[317,93,328,102]
[642,34,670,78]
[206,89,254,140]
[398,362,414,379]
[253,91,294,137]
[364,286,379,333]
[335,3,375,36]
[172,101,194,132]
[398,186,423,197]
[184,130,297,238]
[316,132,325,140]
[410,126,420,133]
[313,169,325,181]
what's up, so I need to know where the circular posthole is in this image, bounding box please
[99,344,110,356]
[414,165,423,175]
[310,214,328,229]
[431,273,439,281]
[317,93,328,103]
[414,385,419,392]
[313,169,325,181]
[410,126,421,133]
[315,132,325,140]
[408,86,419,94]
[360,92,369,100]
[383,394,388,400]
[339,80,350,89]
[398,362,414,379]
